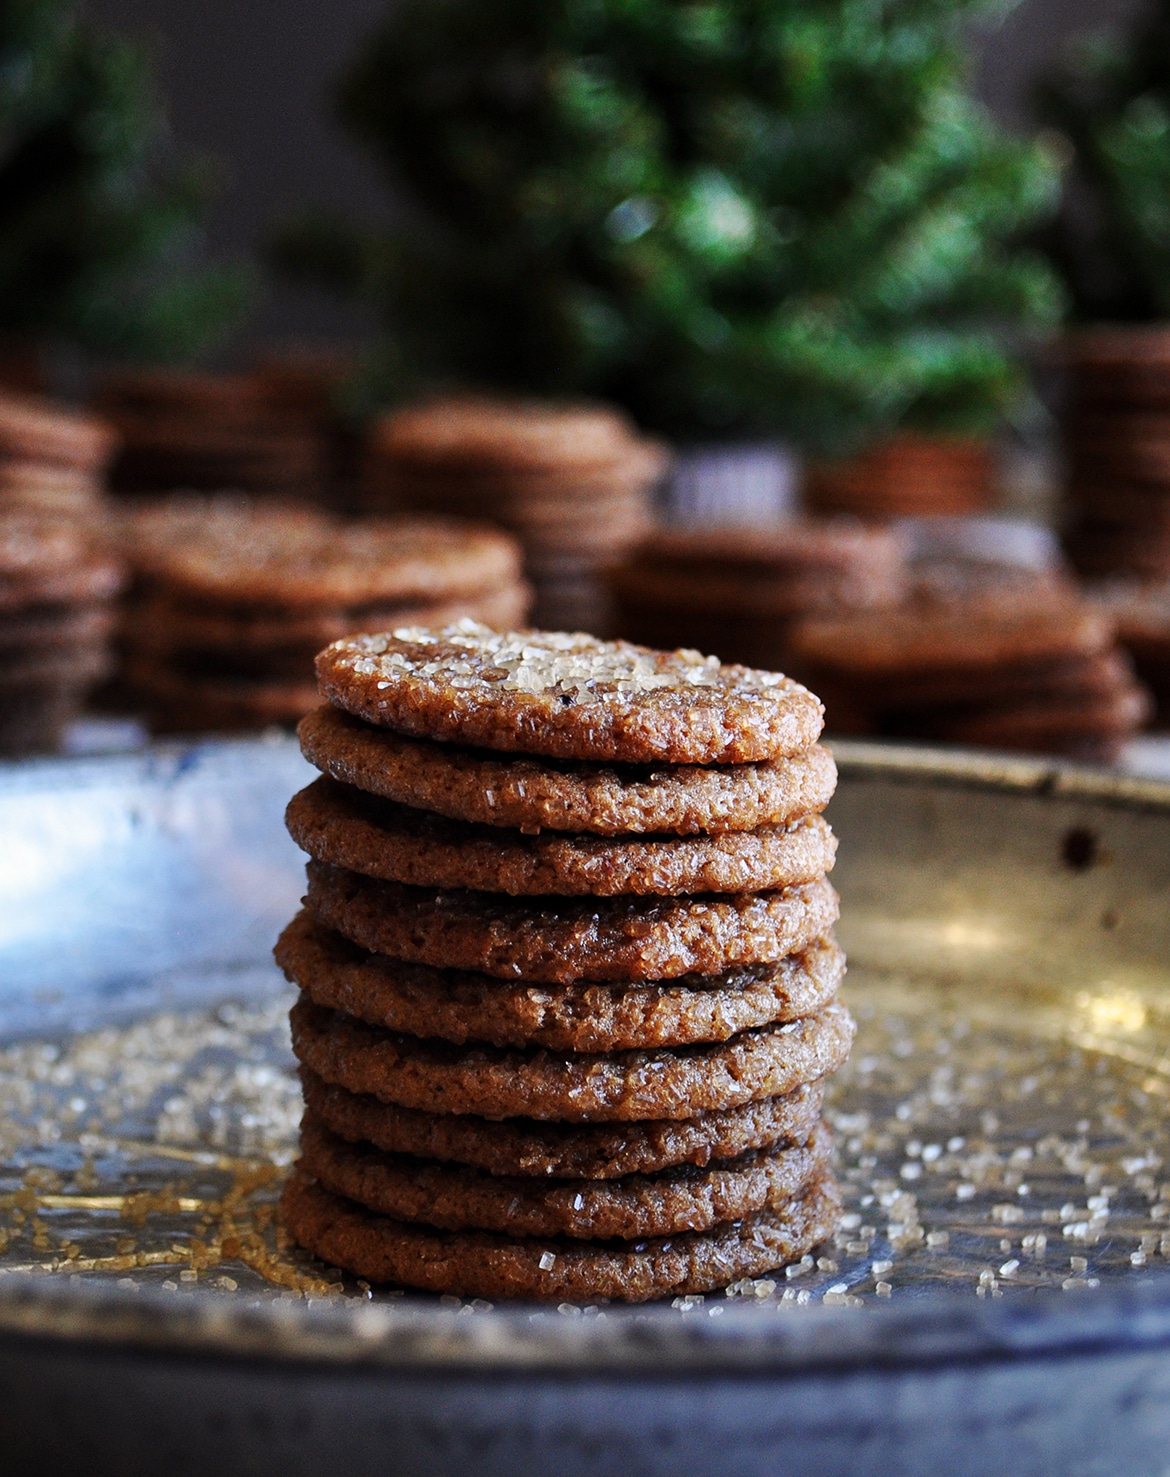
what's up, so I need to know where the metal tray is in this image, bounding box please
[1,736,1169,1477]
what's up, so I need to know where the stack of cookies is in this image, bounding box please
[0,390,116,520]
[365,396,668,632]
[0,512,123,754]
[96,368,325,503]
[1059,329,1170,580]
[278,621,852,1302]
[609,522,908,672]
[116,498,529,733]
[805,434,994,520]
[787,565,1150,761]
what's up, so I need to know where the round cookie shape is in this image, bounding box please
[286,777,838,897]
[315,622,824,764]
[299,1114,831,1241]
[126,503,522,609]
[281,1170,841,1301]
[277,912,845,1051]
[305,860,840,984]
[297,704,837,837]
[140,582,531,657]
[301,1070,825,1179]
[290,997,855,1122]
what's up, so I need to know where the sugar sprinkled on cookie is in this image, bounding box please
[316,619,824,763]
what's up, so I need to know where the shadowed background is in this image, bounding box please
[82,0,1144,348]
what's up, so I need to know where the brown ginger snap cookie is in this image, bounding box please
[281,1167,841,1301]
[137,582,531,657]
[286,777,837,897]
[305,859,840,984]
[277,911,845,1051]
[298,1113,832,1241]
[297,704,837,837]
[290,996,855,1122]
[315,622,824,764]
[301,1068,825,1179]
[122,498,522,609]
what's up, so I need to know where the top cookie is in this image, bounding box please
[373,396,641,474]
[316,621,825,764]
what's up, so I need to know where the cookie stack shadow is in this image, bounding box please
[116,496,529,733]
[278,622,852,1302]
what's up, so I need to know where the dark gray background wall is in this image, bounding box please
[84,0,1145,352]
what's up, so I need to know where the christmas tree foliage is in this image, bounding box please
[0,0,248,360]
[275,0,1062,450]
[1038,4,1170,323]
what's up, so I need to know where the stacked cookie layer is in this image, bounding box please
[805,434,994,519]
[788,564,1150,761]
[279,622,851,1302]
[117,497,529,733]
[365,396,668,631]
[0,513,123,754]
[1059,330,1170,580]
[97,368,325,503]
[610,522,907,671]
[0,390,116,520]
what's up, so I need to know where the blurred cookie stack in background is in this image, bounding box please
[96,369,326,504]
[115,496,528,733]
[1059,329,1170,581]
[786,555,1149,761]
[804,434,995,520]
[0,513,123,754]
[279,623,851,1300]
[609,522,908,672]
[0,390,116,521]
[365,396,668,631]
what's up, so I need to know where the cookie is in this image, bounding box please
[297,704,837,837]
[298,1113,832,1240]
[0,602,114,653]
[0,390,115,470]
[316,623,824,764]
[290,996,855,1122]
[301,1069,826,1179]
[135,508,522,609]
[371,396,643,474]
[281,1168,841,1301]
[136,581,531,657]
[286,777,837,897]
[788,599,1108,680]
[276,911,846,1051]
[305,859,840,984]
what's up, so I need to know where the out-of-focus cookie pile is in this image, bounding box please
[278,622,851,1300]
[0,362,1168,762]
[114,497,528,733]
[364,396,667,632]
